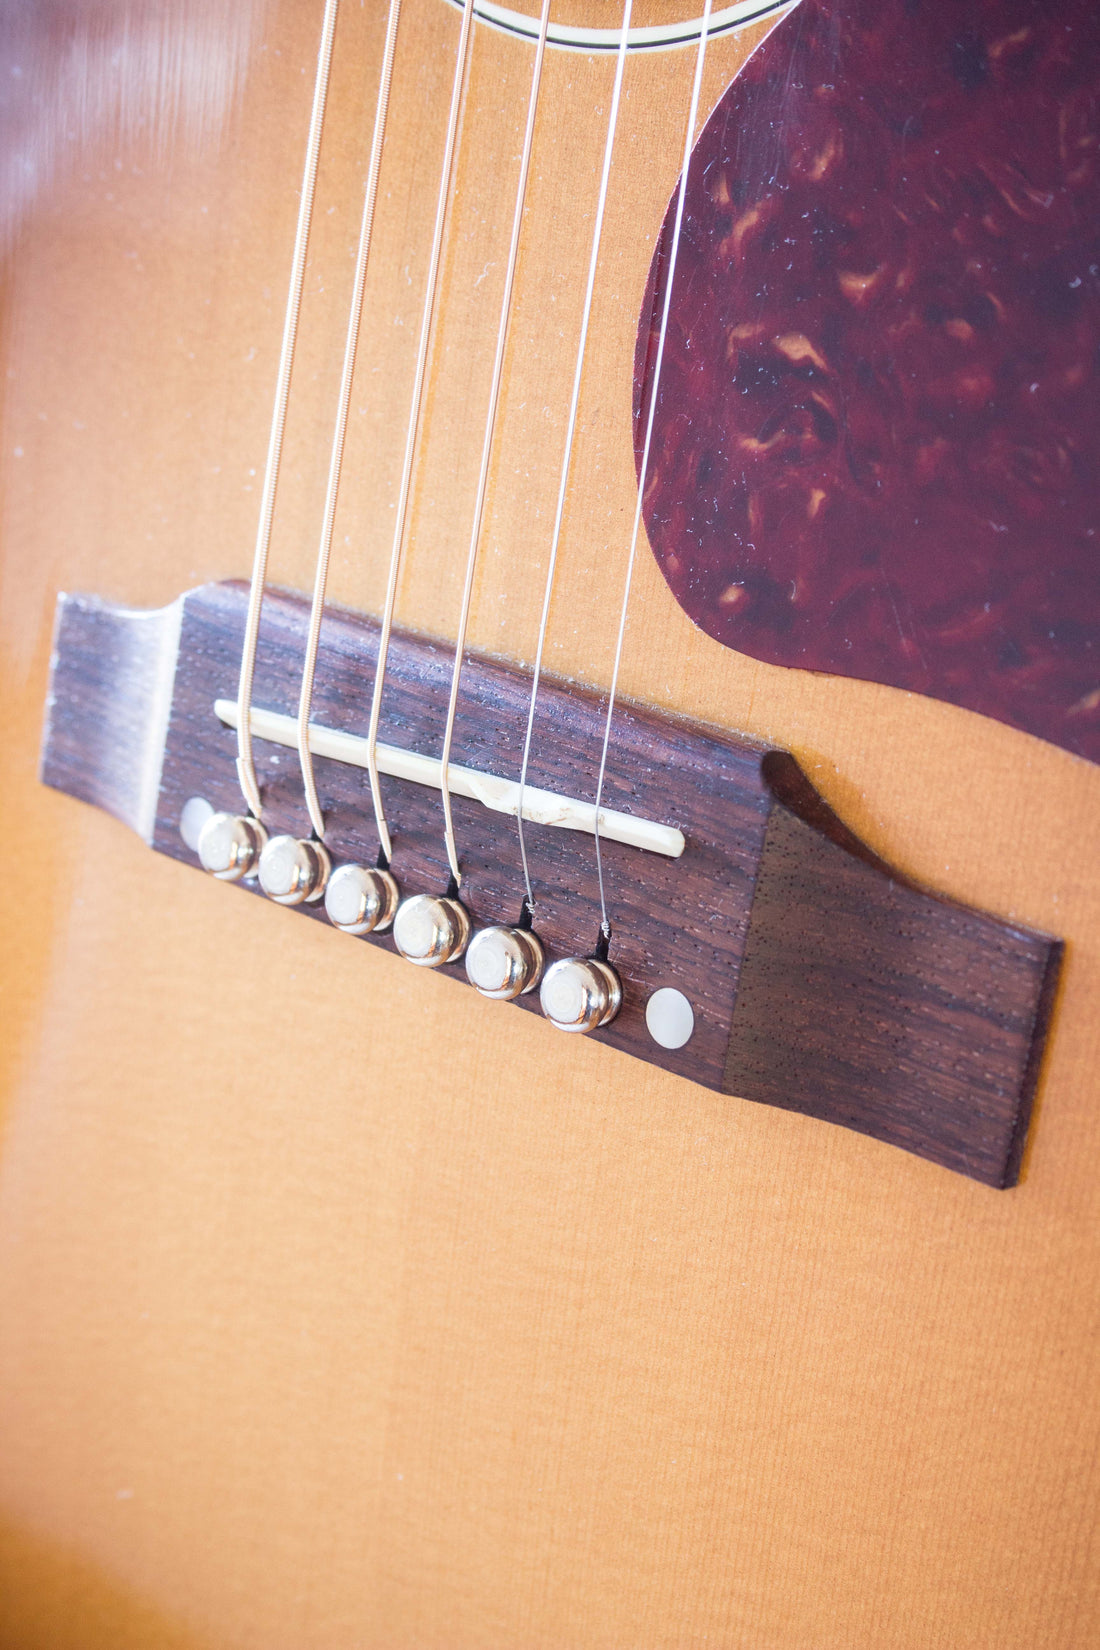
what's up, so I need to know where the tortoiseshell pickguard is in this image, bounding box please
[636,0,1100,764]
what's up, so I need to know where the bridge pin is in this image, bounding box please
[392,893,471,968]
[324,863,400,935]
[196,811,268,882]
[257,835,331,906]
[539,956,622,1034]
[464,925,544,1001]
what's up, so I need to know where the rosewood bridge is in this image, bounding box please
[42,579,1060,1189]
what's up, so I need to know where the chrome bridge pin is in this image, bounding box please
[257,834,331,906]
[324,862,400,935]
[393,891,472,968]
[465,923,544,1001]
[539,955,622,1034]
[196,811,269,882]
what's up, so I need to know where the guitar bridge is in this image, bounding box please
[41,578,1061,1188]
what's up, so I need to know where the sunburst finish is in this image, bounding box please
[1,3,1099,1645]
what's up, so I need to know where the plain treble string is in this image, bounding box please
[295,0,403,842]
[363,0,478,870]
[437,0,553,889]
[514,0,634,917]
[234,0,339,822]
[591,0,714,938]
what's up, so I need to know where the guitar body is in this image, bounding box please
[1,3,1098,1645]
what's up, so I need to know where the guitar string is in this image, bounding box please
[515,0,633,916]
[437,0,552,888]
[364,0,478,869]
[295,0,403,842]
[591,0,714,937]
[234,0,339,822]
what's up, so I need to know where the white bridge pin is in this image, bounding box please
[539,956,622,1034]
[324,863,400,935]
[179,796,214,852]
[465,925,544,1001]
[393,893,472,968]
[645,987,694,1050]
[257,835,331,906]
[196,811,268,882]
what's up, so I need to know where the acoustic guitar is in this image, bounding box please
[1,2,1098,1646]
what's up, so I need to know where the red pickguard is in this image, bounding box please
[636,0,1100,764]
